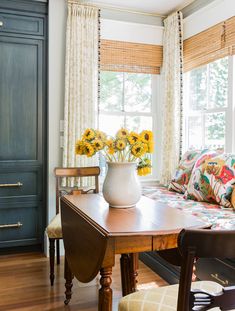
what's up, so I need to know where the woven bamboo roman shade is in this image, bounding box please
[100,39,163,74]
[184,16,235,72]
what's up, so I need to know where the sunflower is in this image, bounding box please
[131,142,147,158]
[116,139,126,150]
[128,132,140,145]
[83,142,95,157]
[140,130,153,143]
[82,128,95,141]
[147,141,154,153]
[108,147,116,155]
[75,140,84,155]
[116,128,129,139]
[92,139,104,151]
[137,166,151,176]
[106,139,114,148]
[96,130,106,141]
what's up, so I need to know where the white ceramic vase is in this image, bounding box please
[102,162,141,208]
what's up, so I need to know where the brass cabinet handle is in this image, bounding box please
[0,222,23,229]
[211,273,229,285]
[0,21,3,27]
[0,182,23,187]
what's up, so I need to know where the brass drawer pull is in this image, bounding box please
[0,222,23,229]
[211,273,229,285]
[0,21,3,27]
[0,182,23,188]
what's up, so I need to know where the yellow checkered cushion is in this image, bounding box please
[46,213,62,239]
[119,281,229,311]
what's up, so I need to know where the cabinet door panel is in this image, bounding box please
[0,170,41,198]
[0,12,44,36]
[0,203,40,247]
[0,37,42,161]
[0,0,47,250]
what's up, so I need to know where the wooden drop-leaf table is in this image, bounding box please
[61,194,208,311]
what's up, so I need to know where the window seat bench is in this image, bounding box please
[141,185,235,286]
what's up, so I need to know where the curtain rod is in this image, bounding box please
[68,0,166,18]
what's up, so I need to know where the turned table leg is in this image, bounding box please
[130,253,139,292]
[120,253,139,296]
[64,255,74,305]
[99,267,113,311]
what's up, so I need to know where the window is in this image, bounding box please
[183,57,232,151]
[99,71,153,135]
[99,71,157,179]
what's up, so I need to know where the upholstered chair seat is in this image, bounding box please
[119,281,227,311]
[46,213,62,239]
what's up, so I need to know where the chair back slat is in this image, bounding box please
[54,166,100,214]
[178,229,235,259]
[54,167,100,178]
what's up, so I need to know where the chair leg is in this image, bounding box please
[49,238,55,286]
[56,239,60,265]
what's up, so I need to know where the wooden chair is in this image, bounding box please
[119,229,235,311]
[46,166,100,286]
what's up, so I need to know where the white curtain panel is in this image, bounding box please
[63,2,99,187]
[160,11,183,186]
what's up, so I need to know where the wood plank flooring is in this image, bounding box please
[0,252,167,311]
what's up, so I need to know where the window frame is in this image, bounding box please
[183,56,234,153]
[98,71,159,181]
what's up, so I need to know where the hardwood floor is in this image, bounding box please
[0,252,168,311]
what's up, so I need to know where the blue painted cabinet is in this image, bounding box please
[0,0,47,250]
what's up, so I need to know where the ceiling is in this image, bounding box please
[87,0,197,15]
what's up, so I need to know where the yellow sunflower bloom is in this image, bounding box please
[96,130,106,141]
[147,141,154,153]
[106,139,114,148]
[75,140,84,155]
[83,142,95,157]
[137,167,144,176]
[108,147,116,155]
[92,139,104,151]
[128,132,140,145]
[140,130,153,143]
[116,128,129,139]
[116,139,126,150]
[131,142,147,158]
[82,128,95,141]
[137,166,151,176]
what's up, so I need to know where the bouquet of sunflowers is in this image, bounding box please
[75,128,154,176]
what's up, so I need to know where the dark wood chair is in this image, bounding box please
[46,166,100,286]
[119,229,235,311]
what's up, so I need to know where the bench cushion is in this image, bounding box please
[143,185,235,230]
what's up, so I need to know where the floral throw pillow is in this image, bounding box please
[185,153,235,208]
[168,149,203,194]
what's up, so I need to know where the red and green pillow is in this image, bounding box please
[168,149,203,194]
[184,153,235,208]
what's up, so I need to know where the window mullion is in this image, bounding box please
[226,55,234,152]
[122,72,126,128]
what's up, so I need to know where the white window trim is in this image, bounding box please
[183,56,233,153]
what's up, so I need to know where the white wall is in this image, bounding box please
[101,19,163,44]
[47,0,66,240]
[184,0,235,39]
